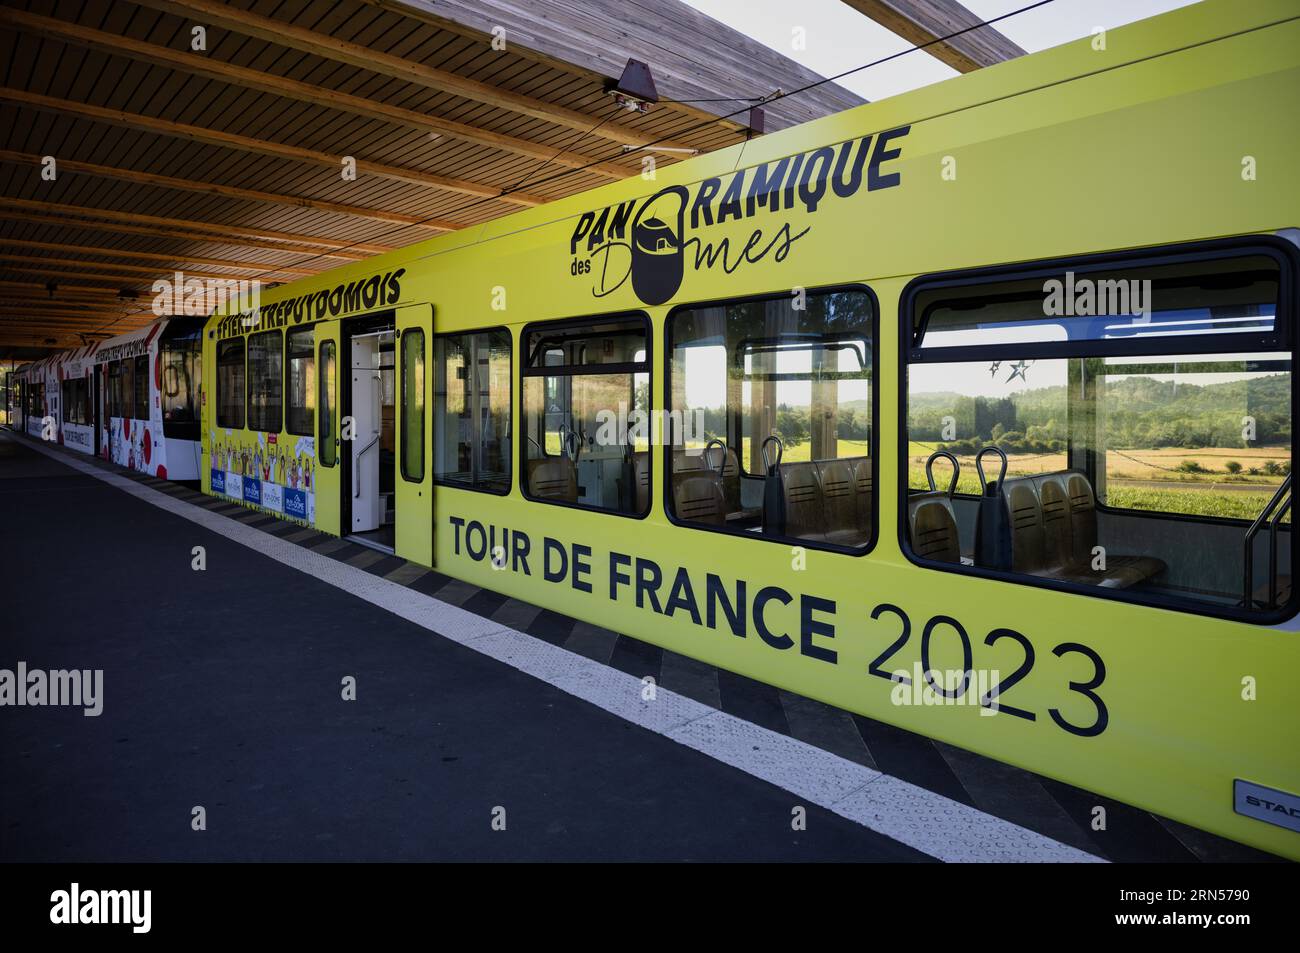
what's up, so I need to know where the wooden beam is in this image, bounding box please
[365,0,866,131]
[0,239,321,277]
[1,8,634,179]
[0,253,294,282]
[0,150,447,230]
[839,0,1025,72]
[0,208,381,261]
[4,197,400,254]
[0,260,276,288]
[0,278,126,295]
[0,89,545,207]
[129,0,697,156]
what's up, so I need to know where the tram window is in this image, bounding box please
[522,315,649,515]
[217,338,245,430]
[161,325,202,435]
[903,245,1294,620]
[107,361,121,418]
[247,330,283,433]
[400,328,426,482]
[285,326,316,437]
[432,329,511,494]
[133,354,149,420]
[28,381,44,418]
[318,340,337,468]
[61,378,90,426]
[667,287,876,551]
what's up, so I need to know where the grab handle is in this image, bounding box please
[975,445,1008,496]
[704,438,727,477]
[761,434,784,471]
[925,450,960,497]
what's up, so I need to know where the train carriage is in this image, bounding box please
[55,343,99,456]
[200,0,1300,857]
[94,317,205,481]
[5,0,1296,858]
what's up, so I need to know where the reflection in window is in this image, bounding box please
[286,326,316,437]
[401,329,425,482]
[432,329,511,493]
[904,250,1292,618]
[217,339,245,430]
[669,288,875,549]
[247,330,282,433]
[318,340,337,468]
[523,317,648,514]
[133,354,149,420]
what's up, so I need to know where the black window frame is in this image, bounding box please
[284,324,317,437]
[431,325,513,496]
[664,283,880,557]
[61,376,91,426]
[898,235,1299,625]
[160,319,203,441]
[399,326,426,483]
[519,311,651,519]
[246,328,283,434]
[216,337,246,430]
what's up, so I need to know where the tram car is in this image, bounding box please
[9,0,1300,858]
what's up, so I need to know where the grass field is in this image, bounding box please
[906,441,1288,521]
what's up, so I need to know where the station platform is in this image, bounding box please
[0,430,1282,862]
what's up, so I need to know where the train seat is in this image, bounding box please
[527,457,578,502]
[673,472,726,525]
[819,459,869,547]
[779,461,828,541]
[907,491,961,563]
[995,470,1165,589]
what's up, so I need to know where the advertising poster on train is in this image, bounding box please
[209,431,316,525]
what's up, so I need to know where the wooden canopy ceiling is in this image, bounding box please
[0,0,1017,356]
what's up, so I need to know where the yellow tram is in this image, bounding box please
[199,0,1300,856]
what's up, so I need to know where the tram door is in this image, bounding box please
[394,304,433,566]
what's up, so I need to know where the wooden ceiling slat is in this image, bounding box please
[130,0,695,154]
[0,149,452,229]
[0,242,321,276]
[1,8,638,179]
[0,87,548,206]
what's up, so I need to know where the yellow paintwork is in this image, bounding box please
[201,0,1300,857]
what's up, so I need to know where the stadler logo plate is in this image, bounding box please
[1234,779,1300,834]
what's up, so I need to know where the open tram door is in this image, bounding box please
[394,304,433,567]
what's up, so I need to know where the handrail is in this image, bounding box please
[353,433,380,499]
[1243,473,1291,608]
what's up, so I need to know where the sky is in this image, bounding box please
[678,0,1202,101]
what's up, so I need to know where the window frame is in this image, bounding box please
[245,328,283,434]
[664,283,880,557]
[897,235,1299,625]
[519,310,651,519]
[216,337,246,430]
[431,325,513,497]
[400,326,426,483]
[284,324,317,437]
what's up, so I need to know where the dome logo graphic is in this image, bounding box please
[630,186,688,306]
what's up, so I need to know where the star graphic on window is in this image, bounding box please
[988,361,1002,377]
[1005,360,1031,383]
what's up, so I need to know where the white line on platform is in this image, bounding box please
[16,434,1103,863]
